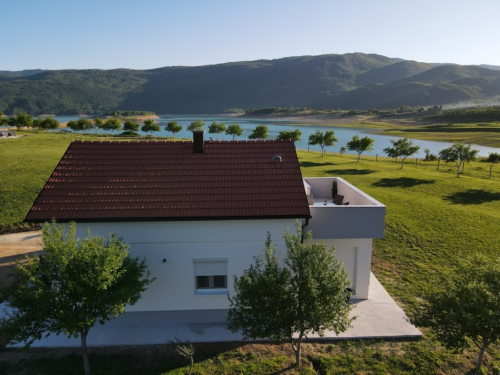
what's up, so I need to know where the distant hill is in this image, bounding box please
[0,69,46,79]
[1,54,500,114]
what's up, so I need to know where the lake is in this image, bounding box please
[52,115,500,158]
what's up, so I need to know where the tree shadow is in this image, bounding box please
[300,161,330,168]
[444,189,500,205]
[372,177,436,188]
[327,169,375,175]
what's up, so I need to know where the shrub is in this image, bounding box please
[487,152,500,163]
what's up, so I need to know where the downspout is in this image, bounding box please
[301,218,309,244]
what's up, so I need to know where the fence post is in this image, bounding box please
[437,158,440,171]
[415,158,418,168]
[490,165,493,179]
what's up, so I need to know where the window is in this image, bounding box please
[194,259,228,293]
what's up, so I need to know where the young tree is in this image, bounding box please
[409,254,500,372]
[9,112,33,131]
[228,223,355,367]
[187,119,205,131]
[67,120,83,132]
[383,138,420,169]
[439,143,479,177]
[166,120,183,138]
[0,221,154,375]
[346,134,374,162]
[78,118,93,134]
[123,120,140,133]
[102,118,122,134]
[307,130,338,156]
[276,129,301,142]
[34,117,59,131]
[141,119,161,136]
[0,116,8,130]
[248,125,269,140]
[225,123,243,140]
[93,117,104,134]
[339,146,346,156]
[208,121,226,140]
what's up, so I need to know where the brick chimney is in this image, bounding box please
[193,130,204,153]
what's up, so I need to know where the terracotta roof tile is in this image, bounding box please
[25,139,311,222]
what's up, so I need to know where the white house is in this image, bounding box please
[26,131,385,321]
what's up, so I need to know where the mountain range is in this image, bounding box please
[1,53,500,115]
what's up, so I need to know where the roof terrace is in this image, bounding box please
[303,177,386,239]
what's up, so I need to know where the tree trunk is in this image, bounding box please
[188,356,193,375]
[80,329,91,375]
[476,340,489,371]
[401,159,405,169]
[456,164,460,178]
[292,332,304,367]
[357,153,361,162]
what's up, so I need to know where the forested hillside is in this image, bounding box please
[1,53,500,114]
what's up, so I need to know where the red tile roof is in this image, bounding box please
[25,139,311,222]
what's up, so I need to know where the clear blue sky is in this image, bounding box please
[2,0,499,70]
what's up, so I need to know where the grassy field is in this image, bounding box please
[1,132,500,374]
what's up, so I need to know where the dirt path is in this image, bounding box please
[0,231,42,285]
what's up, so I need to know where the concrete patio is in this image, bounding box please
[2,273,421,348]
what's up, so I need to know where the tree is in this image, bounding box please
[187,119,205,132]
[0,221,153,375]
[248,125,269,140]
[67,120,82,132]
[0,116,8,130]
[339,146,346,156]
[276,129,301,142]
[225,123,243,140]
[439,143,479,177]
[228,223,354,367]
[346,134,374,162]
[166,121,183,138]
[78,118,93,134]
[93,117,104,134]
[208,121,226,140]
[8,112,33,131]
[102,118,122,134]
[123,120,140,133]
[141,119,161,136]
[409,254,500,372]
[307,130,338,156]
[33,117,59,131]
[383,137,420,169]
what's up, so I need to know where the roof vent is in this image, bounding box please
[272,155,282,163]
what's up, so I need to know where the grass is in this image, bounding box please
[378,122,500,148]
[1,132,500,374]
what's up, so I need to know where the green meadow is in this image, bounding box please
[1,132,500,374]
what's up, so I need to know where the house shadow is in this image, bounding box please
[0,250,42,287]
[300,161,331,168]
[372,177,436,188]
[444,189,500,205]
[327,169,375,175]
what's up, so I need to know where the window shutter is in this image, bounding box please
[194,260,227,276]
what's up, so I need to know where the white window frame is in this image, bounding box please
[193,259,228,295]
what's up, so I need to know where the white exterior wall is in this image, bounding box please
[75,219,297,312]
[310,238,372,300]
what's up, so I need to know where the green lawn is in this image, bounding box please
[1,132,500,374]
